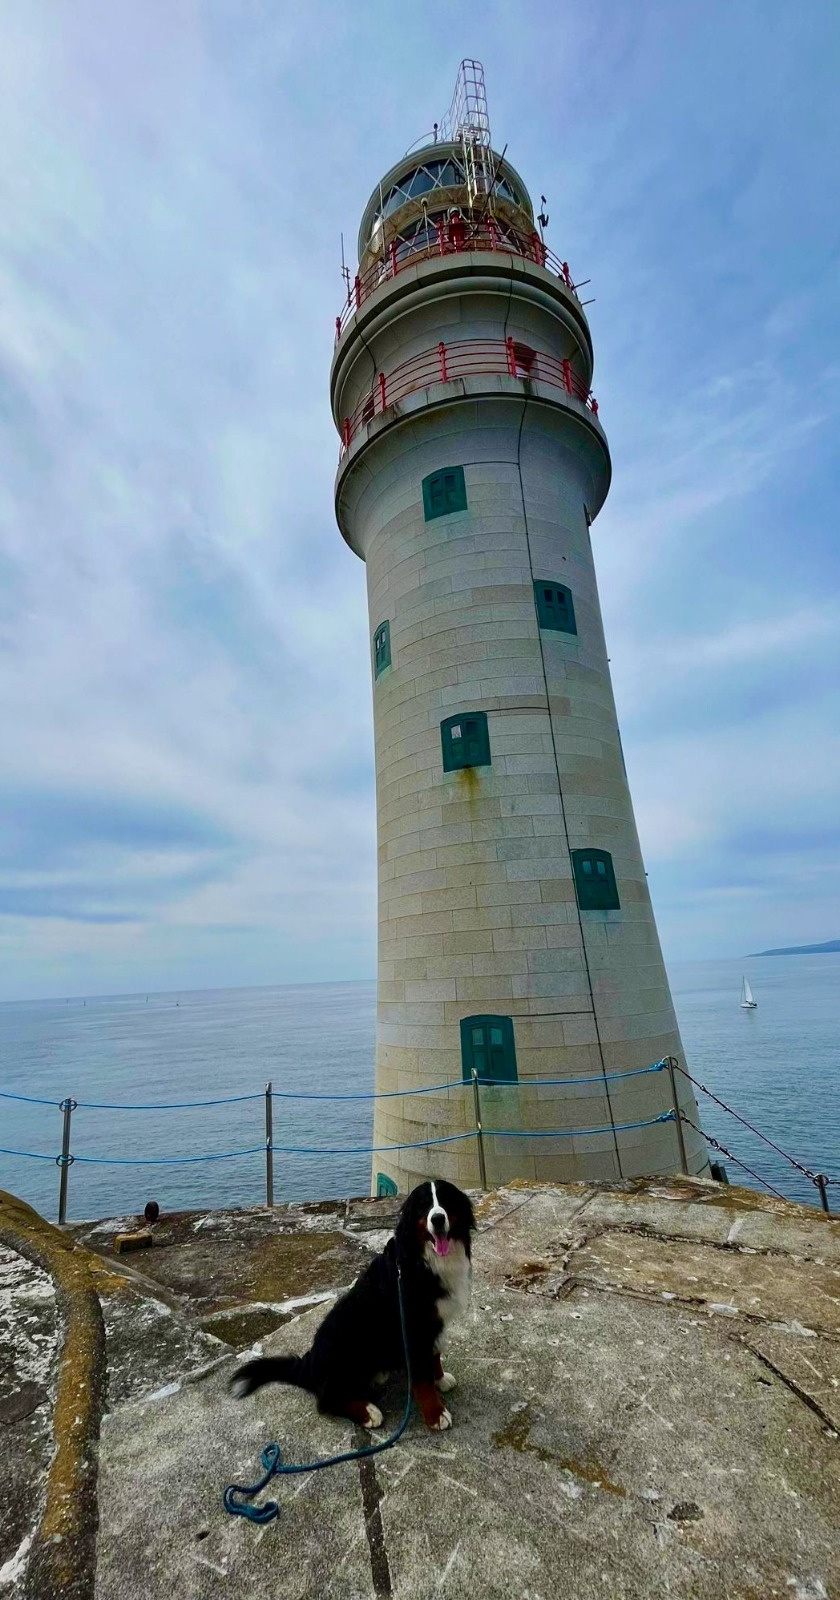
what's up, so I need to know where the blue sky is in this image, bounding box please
[0,1,838,1000]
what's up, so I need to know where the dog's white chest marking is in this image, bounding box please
[426,1241,471,1347]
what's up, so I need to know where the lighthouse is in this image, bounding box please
[331,62,706,1195]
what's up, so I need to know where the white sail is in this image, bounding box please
[741,976,757,1008]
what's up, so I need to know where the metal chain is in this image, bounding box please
[679,1112,791,1203]
[672,1061,818,1180]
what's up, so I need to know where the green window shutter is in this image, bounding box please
[373,620,391,678]
[441,712,490,772]
[534,579,577,634]
[422,466,468,521]
[376,1172,398,1197]
[571,849,620,911]
[460,1015,517,1083]
[470,1024,487,1079]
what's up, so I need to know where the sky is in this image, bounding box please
[0,1,838,1001]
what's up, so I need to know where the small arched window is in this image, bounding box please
[571,849,620,911]
[422,466,468,521]
[534,580,577,635]
[441,712,490,772]
[373,620,391,678]
[460,1015,517,1083]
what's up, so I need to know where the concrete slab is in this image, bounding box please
[571,1229,840,1335]
[741,1326,840,1434]
[90,1179,840,1600]
[381,1285,840,1600]
[579,1178,840,1262]
[98,1282,228,1408]
[70,1201,381,1319]
[91,1260,840,1600]
[6,1176,840,1598]
[94,1302,380,1600]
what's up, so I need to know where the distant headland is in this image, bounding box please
[750,938,840,956]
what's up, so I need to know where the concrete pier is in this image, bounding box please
[2,1178,838,1597]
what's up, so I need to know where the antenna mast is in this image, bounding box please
[438,59,493,209]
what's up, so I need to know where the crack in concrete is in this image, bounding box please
[355,1431,393,1597]
[739,1339,839,1434]
[478,1187,600,1244]
[566,1217,814,1262]
[495,1251,840,1350]
[547,1271,840,1343]
[475,1192,541,1234]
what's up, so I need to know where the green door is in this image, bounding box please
[571,849,620,910]
[441,712,490,772]
[534,580,577,634]
[460,1015,517,1082]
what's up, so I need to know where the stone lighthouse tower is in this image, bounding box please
[331,62,706,1195]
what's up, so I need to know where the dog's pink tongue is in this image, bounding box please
[434,1237,451,1256]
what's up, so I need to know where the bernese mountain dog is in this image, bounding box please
[230,1179,475,1432]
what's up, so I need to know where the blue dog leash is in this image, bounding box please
[223,1262,413,1524]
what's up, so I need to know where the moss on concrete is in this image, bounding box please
[492,1400,627,1495]
[0,1190,105,1600]
[200,1306,296,1348]
[83,1222,368,1318]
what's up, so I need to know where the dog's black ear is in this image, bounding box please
[394,1184,422,1255]
[463,1191,477,1233]
[395,1180,438,1255]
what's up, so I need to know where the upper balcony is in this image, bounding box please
[335,215,584,344]
[336,336,601,458]
[333,331,610,544]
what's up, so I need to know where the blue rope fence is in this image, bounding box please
[0,1112,674,1169]
[0,1058,666,1110]
[0,1059,683,1221]
[2,1055,834,1219]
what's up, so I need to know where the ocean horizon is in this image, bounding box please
[1,954,837,1223]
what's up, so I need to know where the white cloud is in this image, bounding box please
[0,1,837,993]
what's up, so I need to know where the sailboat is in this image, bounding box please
[740,976,757,1009]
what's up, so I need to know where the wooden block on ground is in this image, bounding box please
[114,1229,154,1254]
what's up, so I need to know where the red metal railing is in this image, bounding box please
[335,220,582,340]
[338,337,599,456]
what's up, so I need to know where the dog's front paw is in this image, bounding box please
[363,1404,383,1430]
[429,1406,452,1431]
[436,1370,456,1393]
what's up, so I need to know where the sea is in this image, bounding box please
[0,955,837,1224]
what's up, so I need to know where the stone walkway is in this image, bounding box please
[2,1177,838,1598]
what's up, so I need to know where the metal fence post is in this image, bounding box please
[814,1175,831,1215]
[665,1057,689,1176]
[470,1069,488,1191]
[265,1081,274,1208]
[57,1097,76,1225]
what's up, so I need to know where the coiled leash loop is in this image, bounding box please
[223,1262,413,1524]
